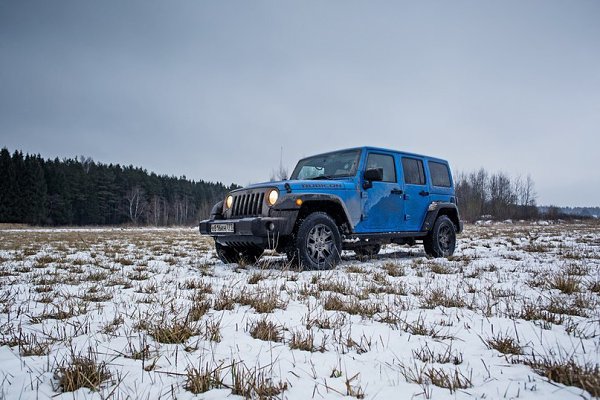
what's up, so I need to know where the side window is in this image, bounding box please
[401,157,426,185]
[429,161,451,187]
[366,153,396,182]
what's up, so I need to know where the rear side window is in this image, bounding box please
[429,161,451,187]
[366,153,396,182]
[401,157,426,185]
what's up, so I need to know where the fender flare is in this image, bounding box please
[273,193,355,230]
[421,202,463,233]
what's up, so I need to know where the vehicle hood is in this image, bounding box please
[235,179,356,193]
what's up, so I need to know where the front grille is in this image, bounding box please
[231,192,265,217]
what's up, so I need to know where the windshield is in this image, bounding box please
[290,149,361,180]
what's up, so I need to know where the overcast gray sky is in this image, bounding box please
[1,1,599,206]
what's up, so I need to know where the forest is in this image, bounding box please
[0,148,234,226]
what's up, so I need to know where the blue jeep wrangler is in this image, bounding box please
[199,147,462,269]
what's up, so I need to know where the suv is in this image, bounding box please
[199,147,462,269]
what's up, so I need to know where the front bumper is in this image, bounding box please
[199,214,297,247]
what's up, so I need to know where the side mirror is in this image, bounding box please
[363,168,383,189]
[364,168,383,182]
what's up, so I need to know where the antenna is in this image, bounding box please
[279,145,283,174]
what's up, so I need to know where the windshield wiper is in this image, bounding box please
[310,175,336,180]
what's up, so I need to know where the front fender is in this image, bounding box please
[272,193,356,230]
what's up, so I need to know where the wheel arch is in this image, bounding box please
[421,203,462,233]
[295,198,352,235]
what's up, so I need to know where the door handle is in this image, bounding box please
[419,190,429,196]
[391,189,403,195]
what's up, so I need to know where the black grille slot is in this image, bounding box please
[231,191,264,217]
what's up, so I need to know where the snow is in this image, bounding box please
[0,223,599,399]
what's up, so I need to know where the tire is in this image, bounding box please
[423,215,456,257]
[294,212,342,270]
[215,243,263,264]
[354,244,381,258]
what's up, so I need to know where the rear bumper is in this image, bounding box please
[199,214,296,247]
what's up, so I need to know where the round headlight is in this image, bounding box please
[267,189,279,206]
[225,195,233,209]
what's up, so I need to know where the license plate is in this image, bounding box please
[211,223,234,233]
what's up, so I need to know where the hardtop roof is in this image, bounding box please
[300,146,450,164]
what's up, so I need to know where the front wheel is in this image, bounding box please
[294,212,342,270]
[423,215,456,257]
[215,243,263,265]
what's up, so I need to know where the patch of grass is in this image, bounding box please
[248,272,268,285]
[429,262,454,274]
[412,342,463,365]
[237,289,287,313]
[248,317,284,342]
[398,362,472,393]
[115,257,134,266]
[231,361,288,399]
[523,356,599,397]
[421,288,466,309]
[549,274,581,294]
[382,262,405,277]
[289,329,325,352]
[322,294,381,317]
[55,354,111,392]
[485,332,522,355]
[212,288,237,311]
[185,364,223,394]
[317,279,356,296]
[147,318,198,344]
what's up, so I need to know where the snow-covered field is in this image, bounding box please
[0,222,598,399]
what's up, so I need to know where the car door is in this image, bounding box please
[400,156,430,231]
[360,151,405,232]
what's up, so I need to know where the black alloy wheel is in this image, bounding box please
[423,215,456,257]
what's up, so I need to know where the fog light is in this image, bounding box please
[267,222,275,231]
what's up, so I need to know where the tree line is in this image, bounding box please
[455,168,538,222]
[0,148,235,226]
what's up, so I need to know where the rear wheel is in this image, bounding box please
[423,215,456,257]
[215,243,263,264]
[295,212,342,270]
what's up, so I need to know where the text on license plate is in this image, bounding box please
[211,223,234,233]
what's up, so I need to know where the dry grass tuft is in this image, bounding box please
[412,342,463,365]
[55,354,111,392]
[248,317,284,342]
[485,332,522,355]
[230,361,288,399]
[289,329,325,352]
[421,288,466,309]
[147,318,198,344]
[185,364,223,394]
[382,262,405,277]
[549,274,581,294]
[523,356,599,397]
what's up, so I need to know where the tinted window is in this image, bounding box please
[401,157,426,185]
[366,153,396,182]
[429,161,451,187]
